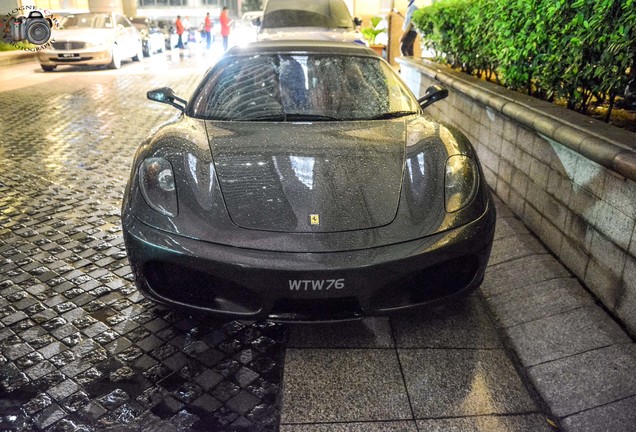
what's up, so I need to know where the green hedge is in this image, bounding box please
[412,0,635,119]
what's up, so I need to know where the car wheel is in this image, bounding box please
[132,41,143,61]
[41,65,56,72]
[108,44,121,69]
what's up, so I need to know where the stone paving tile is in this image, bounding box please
[0,59,287,431]
[528,343,636,417]
[398,349,538,418]
[493,215,530,240]
[507,306,631,367]
[391,297,501,349]
[417,414,553,431]
[281,349,412,423]
[286,317,393,348]
[561,395,636,432]
[280,421,418,431]
[480,253,571,298]
[488,234,547,266]
[487,277,594,327]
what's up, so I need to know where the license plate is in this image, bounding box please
[59,53,79,58]
[288,279,345,291]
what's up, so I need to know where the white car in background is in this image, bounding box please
[37,12,143,71]
[255,0,364,44]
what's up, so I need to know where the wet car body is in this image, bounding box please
[122,41,496,321]
[37,12,142,71]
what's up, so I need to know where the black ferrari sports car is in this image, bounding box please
[122,40,496,321]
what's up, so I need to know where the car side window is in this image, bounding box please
[117,16,132,28]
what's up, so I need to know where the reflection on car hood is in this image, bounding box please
[257,28,363,43]
[206,120,406,233]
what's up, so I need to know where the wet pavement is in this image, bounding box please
[1,51,287,432]
[1,52,555,431]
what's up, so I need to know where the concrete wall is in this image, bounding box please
[398,58,636,336]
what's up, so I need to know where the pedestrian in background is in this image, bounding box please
[220,6,232,51]
[400,0,418,56]
[204,12,213,49]
[183,16,193,47]
[175,15,185,49]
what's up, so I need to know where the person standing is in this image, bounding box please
[175,15,185,49]
[400,0,418,56]
[182,16,192,47]
[204,12,213,49]
[220,6,232,51]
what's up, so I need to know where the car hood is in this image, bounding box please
[51,28,114,44]
[205,120,406,233]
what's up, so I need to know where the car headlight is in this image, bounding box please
[445,155,478,213]
[139,157,178,217]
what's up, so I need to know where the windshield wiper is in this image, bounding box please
[285,114,342,121]
[237,113,287,122]
[370,111,418,120]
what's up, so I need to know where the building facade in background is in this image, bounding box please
[1,0,241,27]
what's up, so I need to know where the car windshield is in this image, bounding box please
[131,18,148,28]
[189,53,419,121]
[261,0,353,29]
[61,13,113,29]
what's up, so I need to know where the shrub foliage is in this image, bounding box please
[412,0,636,120]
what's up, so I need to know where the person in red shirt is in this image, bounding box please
[204,12,213,49]
[220,7,232,51]
[175,15,185,49]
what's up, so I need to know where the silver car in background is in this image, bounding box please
[37,12,143,71]
[256,0,364,44]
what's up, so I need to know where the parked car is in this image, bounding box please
[37,12,142,71]
[155,19,175,51]
[255,0,364,44]
[130,17,165,57]
[122,41,496,321]
[233,11,262,45]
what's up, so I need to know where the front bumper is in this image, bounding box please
[123,203,495,321]
[37,47,112,66]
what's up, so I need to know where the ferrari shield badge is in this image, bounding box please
[310,214,320,225]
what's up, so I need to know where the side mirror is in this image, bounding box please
[252,17,261,27]
[353,17,362,27]
[417,85,449,109]
[147,87,186,112]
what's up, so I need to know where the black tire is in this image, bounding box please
[41,65,56,72]
[132,41,143,62]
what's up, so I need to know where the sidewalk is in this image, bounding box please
[482,195,636,431]
[0,50,36,67]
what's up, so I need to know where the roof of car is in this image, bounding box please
[225,40,377,57]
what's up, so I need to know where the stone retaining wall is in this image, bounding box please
[398,57,636,336]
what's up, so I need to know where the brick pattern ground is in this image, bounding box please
[0,62,287,432]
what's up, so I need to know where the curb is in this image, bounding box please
[483,196,636,431]
[0,50,37,67]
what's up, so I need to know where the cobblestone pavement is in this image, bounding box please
[0,53,287,431]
